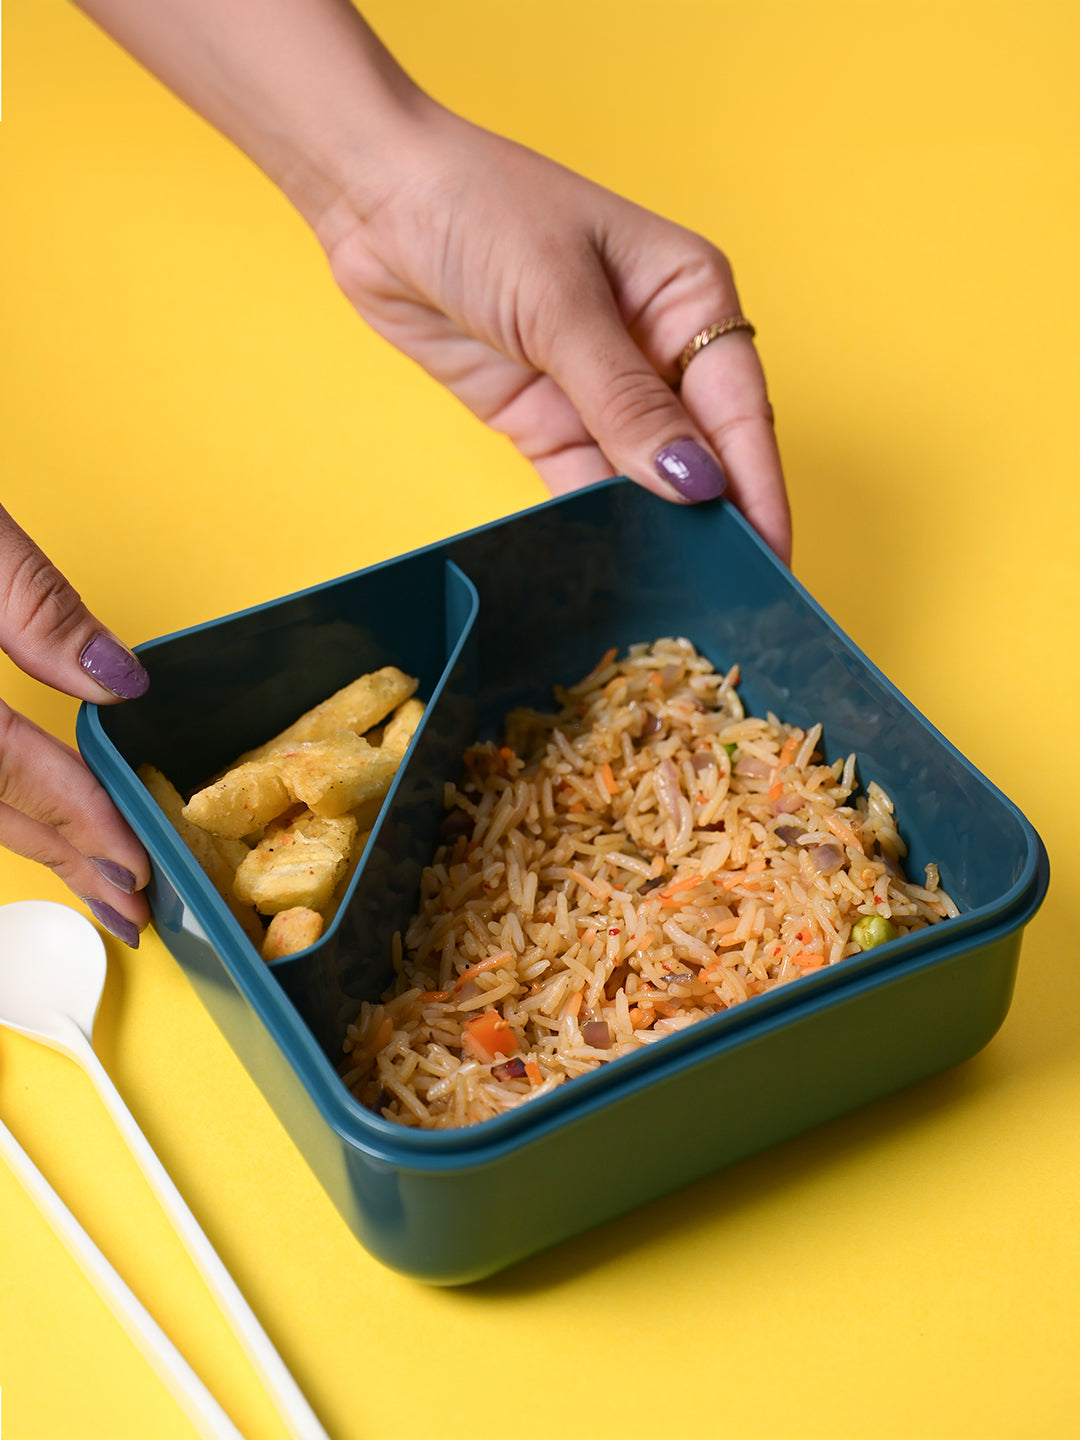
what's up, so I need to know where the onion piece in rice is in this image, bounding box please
[341,638,956,1129]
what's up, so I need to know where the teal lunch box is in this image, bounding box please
[77,479,1048,1283]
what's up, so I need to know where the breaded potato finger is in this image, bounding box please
[295,811,358,861]
[239,667,418,763]
[138,764,264,944]
[322,826,372,926]
[275,731,402,819]
[261,906,324,961]
[350,796,385,832]
[182,760,292,839]
[382,697,425,754]
[234,811,358,913]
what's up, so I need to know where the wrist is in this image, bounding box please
[75,0,444,247]
[268,29,446,242]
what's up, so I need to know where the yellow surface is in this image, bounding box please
[1,2,1078,1437]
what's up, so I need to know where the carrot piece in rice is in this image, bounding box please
[454,951,514,989]
[462,1011,519,1061]
[349,637,957,1130]
[777,733,801,770]
[657,873,704,900]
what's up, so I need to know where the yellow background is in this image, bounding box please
[2,2,1078,1437]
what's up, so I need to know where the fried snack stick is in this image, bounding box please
[273,731,402,819]
[234,812,358,914]
[182,726,404,837]
[261,907,324,961]
[137,765,264,945]
[238,667,418,764]
[181,760,292,840]
[382,697,425,754]
[321,826,371,927]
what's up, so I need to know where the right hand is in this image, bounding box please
[319,108,791,561]
[0,505,151,946]
[71,2,790,562]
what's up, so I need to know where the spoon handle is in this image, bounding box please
[67,1025,330,1440]
[0,1114,245,1440]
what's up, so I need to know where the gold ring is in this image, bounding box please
[678,317,756,375]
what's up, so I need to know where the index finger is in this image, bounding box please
[678,332,791,565]
[0,504,149,702]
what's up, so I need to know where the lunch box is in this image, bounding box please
[77,479,1049,1284]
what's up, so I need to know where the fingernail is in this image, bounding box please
[80,633,150,699]
[90,857,138,894]
[653,437,727,502]
[83,896,141,949]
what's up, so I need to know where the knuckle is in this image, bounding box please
[0,701,91,830]
[2,545,86,646]
[708,405,778,452]
[0,700,25,780]
[0,705,40,816]
[659,235,736,306]
[592,369,678,442]
[684,242,736,296]
[13,823,77,880]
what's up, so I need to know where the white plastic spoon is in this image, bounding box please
[0,900,330,1440]
[0,1109,244,1440]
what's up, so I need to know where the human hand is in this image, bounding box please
[317,109,790,561]
[71,0,789,559]
[0,506,150,946]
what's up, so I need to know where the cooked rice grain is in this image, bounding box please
[342,639,955,1128]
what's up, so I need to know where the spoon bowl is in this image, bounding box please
[0,899,107,1054]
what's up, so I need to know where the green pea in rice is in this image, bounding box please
[341,638,957,1129]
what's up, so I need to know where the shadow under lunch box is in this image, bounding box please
[77,479,1049,1284]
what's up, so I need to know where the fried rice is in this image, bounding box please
[341,638,957,1129]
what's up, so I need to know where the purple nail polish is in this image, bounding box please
[90,857,138,894]
[653,438,727,502]
[80,633,150,699]
[83,896,141,949]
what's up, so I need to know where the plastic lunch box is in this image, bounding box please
[77,479,1049,1284]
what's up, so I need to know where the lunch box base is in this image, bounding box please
[79,480,1050,1284]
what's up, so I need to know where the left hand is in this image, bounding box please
[0,505,150,946]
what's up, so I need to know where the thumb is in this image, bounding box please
[537,277,727,506]
[0,506,149,702]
